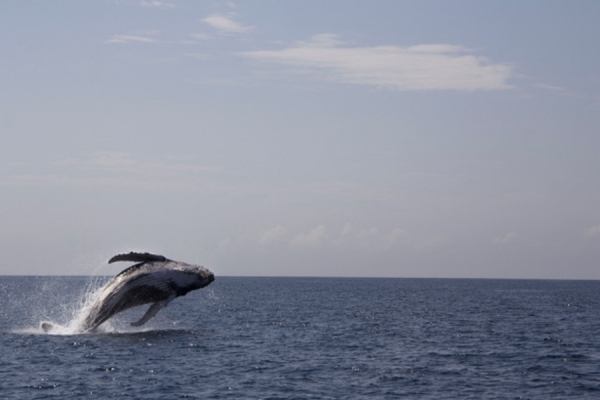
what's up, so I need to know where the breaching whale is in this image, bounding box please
[41,252,214,333]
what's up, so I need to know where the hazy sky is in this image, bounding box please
[1,1,599,278]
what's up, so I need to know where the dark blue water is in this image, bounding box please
[1,276,599,399]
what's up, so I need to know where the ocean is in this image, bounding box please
[1,276,599,399]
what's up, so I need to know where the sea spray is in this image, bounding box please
[32,251,133,334]
[37,276,110,334]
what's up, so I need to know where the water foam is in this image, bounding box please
[31,277,165,335]
[34,279,105,335]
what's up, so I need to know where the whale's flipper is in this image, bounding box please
[41,322,53,333]
[130,296,174,327]
[109,252,168,264]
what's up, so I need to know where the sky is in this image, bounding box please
[1,1,600,278]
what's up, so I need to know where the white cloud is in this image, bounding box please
[190,33,211,41]
[341,223,378,238]
[493,232,517,244]
[583,225,600,238]
[107,34,161,44]
[534,83,567,92]
[108,29,206,46]
[139,0,175,8]
[259,226,288,245]
[107,30,163,44]
[116,0,175,8]
[339,223,407,251]
[414,235,448,251]
[240,34,514,91]
[383,228,408,249]
[290,225,327,249]
[202,14,253,34]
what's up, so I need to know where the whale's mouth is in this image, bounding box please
[194,271,215,289]
[206,274,215,285]
[200,274,215,289]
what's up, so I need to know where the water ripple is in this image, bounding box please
[1,277,600,398]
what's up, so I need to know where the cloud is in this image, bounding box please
[533,83,578,98]
[115,0,175,7]
[69,152,219,175]
[383,228,408,249]
[108,31,209,46]
[190,33,211,41]
[340,223,407,250]
[184,53,211,60]
[139,0,175,8]
[202,14,254,34]
[107,30,162,44]
[290,225,327,249]
[534,83,567,92]
[1,153,219,190]
[107,35,161,44]
[259,226,288,245]
[493,232,517,244]
[0,174,177,190]
[240,34,514,91]
[583,225,600,238]
[341,223,378,238]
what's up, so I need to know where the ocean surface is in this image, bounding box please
[1,276,599,399]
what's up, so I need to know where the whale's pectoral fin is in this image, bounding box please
[130,297,174,327]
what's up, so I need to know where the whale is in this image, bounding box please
[41,252,214,333]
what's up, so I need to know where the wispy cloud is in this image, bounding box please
[107,34,160,44]
[533,83,578,98]
[534,83,567,92]
[341,223,378,239]
[339,223,407,250]
[202,14,254,34]
[116,0,176,8]
[240,34,514,91]
[190,33,211,41]
[0,174,163,190]
[285,223,408,251]
[107,30,162,44]
[184,53,211,60]
[583,225,600,238]
[493,232,517,244]
[290,225,327,249]
[65,152,219,175]
[218,223,416,260]
[2,153,219,190]
[139,0,175,8]
[108,31,207,46]
[259,226,288,245]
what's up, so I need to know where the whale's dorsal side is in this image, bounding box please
[109,252,168,264]
[109,252,172,280]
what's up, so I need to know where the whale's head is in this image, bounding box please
[184,264,215,290]
[169,263,214,296]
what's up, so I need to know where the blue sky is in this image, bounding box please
[1,1,599,277]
